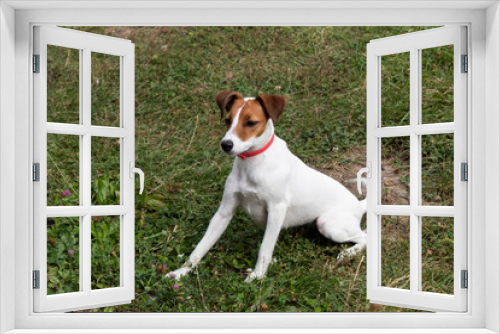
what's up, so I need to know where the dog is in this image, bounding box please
[168,91,367,282]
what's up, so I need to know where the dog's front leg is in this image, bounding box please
[167,193,239,280]
[245,202,287,282]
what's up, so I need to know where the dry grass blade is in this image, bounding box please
[344,255,364,309]
[195,266,208,312]
[387,274,410,289]
[316,257,330,309]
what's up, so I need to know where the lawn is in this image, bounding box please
[45,26,455,312]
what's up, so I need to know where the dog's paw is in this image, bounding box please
[244,269,263,283]
[336,253,346,262]
[166,267,191,281]
[337,249,356,262]
[244,273,256,283]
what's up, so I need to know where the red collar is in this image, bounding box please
[238,134,275,160]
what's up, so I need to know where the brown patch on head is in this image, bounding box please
[256,94,288,123]
[216,91,243,119]
[224,99,245,131]
[229,99,269,142]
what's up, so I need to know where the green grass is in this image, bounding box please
[45,26,454,312]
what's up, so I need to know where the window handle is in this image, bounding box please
[357,162,371,195]
[129,162,144,195]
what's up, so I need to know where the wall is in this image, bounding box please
[486,2,500,333]
[0,2,16,333]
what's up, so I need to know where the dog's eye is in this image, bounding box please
[245,121,258,127]
[225,118,231,126]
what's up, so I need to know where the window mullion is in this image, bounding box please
[373,123,455,138]
[373,205,454,217]
[82,47,92,294]
[46,123,129,138]
[409,47,421,294]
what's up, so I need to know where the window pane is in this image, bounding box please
[421,133,454,206]
[47,134,79,206]
[47,217,80,295]
[91,137,121,205]
[381,215,410,290]
[381,52,410,127]
[47,45,80,124]
[381,137,410,205]
[421,45,454,124]
[92,52,121,127]
[91,216,121,289]
[421,217,454,294]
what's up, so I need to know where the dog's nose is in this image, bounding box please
[221,140,234,152]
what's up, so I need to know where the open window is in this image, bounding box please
[365,26,467,312]
[32,24,468,314]
[33,26,140,312]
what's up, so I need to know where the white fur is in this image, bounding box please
[168,102,367,282]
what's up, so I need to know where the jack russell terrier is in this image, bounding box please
[168,91,367,282]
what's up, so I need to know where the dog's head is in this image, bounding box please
[216,90,287,156]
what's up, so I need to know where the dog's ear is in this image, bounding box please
[256,94,288,123]
[216,91,243,118]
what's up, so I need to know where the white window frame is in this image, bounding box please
[0,1,499,333]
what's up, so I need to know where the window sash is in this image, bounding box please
[366,26,468,312]
[32,25,136,313]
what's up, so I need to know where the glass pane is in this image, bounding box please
[421,45,454,124]
[92,52,121,127]
[47,134,79,206]
[421,217,454,294]
[47,45,80,124]
[47,217,80,295]
[91,216,121,289]
[91,136,121,205]
[381,215,410,290]
[421,134,454,206]
[381,137,410,205]
[381,52,410,127]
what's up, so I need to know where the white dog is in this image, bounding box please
[168,91,367,282]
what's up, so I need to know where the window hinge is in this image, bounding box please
[33,163,40,182]
[461,54,468,73]
[461,162,468,182]
[33,270,40,289]
[461,270,468,289]
[33,54,40,73]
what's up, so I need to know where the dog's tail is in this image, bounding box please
[348,178,367,214]
[359,198,367,214]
